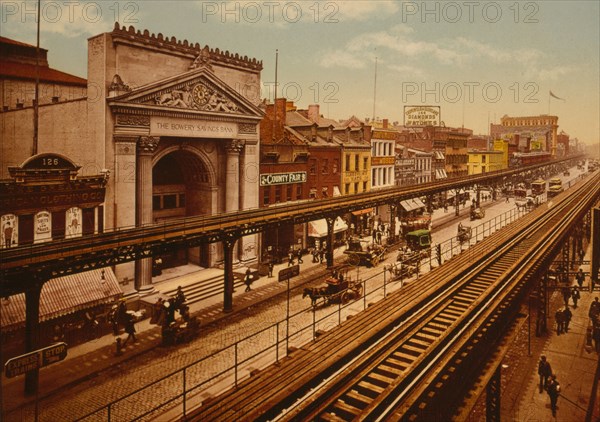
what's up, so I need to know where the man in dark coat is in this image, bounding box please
[244,268,253,292]
[546,374,561,416]
[538,355,552,393]
[122,315,137,346]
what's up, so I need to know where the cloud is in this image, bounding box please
[320,50,367,69]
[335,0,400,21]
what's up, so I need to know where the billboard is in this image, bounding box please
[404,106,441,127]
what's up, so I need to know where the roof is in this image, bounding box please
[0,60,87,86]
[0,36,41,49]
[1,268,122,331]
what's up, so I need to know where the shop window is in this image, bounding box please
[163,194,178,209]
[296,184,302,200]
[263,187,270,206]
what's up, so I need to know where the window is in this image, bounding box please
[332,159,339,174]
[263,187,270,206]
[363,181,368,192]
[363,157,368,170]
[153,195,161,211]
[163,194,177,209]
[275,185,281,202]
[345,154,350,171]
[345,183,350,193]
[322,187,328,197]
[354,154,359,171]
[354,182,359,193]
[321,159,329,174]
[309,159,317,175]
[296,184,302,200]
[286,185,293,201]
[309,188,317,199]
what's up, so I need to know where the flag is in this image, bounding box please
[549,90,565,101]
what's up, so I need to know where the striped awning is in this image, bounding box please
[1,268,122,331]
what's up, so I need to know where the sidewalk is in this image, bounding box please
[501,244,599,421]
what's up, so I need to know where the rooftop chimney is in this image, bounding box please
[383,118,389,129]
[308,104,320,123]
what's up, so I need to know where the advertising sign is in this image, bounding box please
[404,106,441,127]
[260,172,307,186]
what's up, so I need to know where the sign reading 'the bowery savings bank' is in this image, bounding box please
[260,172,307,186]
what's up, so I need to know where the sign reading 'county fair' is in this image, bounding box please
[260,172,307,186]
[404,106,441,127]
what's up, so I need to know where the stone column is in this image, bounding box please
[225,140,244,261]
[24,278,44,395]
[135,136,159,293]
[325,216,335,268]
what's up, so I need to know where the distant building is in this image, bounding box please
[491,114,559,156]
[467,150,505,174]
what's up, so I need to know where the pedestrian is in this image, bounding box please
[555,308,564,335]
[174,286,186,307]
[150,298,163,324]
[578,248,585,263]
[506,195,509,203]
[319,248,325,264]
[538,355,552,393]
[296,248,303,264]
[562,306,572,332]
[244,268,252,292]
[312,248,319,263]
[287,251,295,267]
[268,262,274,278]
[593,323,600,353]
[122,315,137,346]
[576,268,585,289]
[562,286,571,308]
[376,230,382,245]
[589,297,600,320]
[572,286,580,308]
[546,374,561,417]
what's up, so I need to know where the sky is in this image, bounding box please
[2,0,599,148]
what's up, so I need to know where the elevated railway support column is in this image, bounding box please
[325,216,335,268]
[222,234,238,313]
[537,274,548,335]
[571,232,579,270]
[388,203,397,244]
[486,365,501,422]
[562,241,570,282]
[592,207,600,287]
[23,276,45,395]
[135,136,159,293]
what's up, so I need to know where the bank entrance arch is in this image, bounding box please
[152,142,217,269]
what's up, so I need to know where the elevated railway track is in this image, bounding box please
[0,159,577,292]
[186,171,599,421]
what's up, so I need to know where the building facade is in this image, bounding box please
[1,24,264,295]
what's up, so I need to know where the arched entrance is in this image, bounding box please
[152,146,214,269]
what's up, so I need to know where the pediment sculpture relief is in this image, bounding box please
[153,83,239,113]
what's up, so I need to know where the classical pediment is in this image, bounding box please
[107,68,263,120]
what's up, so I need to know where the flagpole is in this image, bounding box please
[33,0,40,156]
[548,91,550,114]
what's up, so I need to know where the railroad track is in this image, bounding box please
[186,172,599,422]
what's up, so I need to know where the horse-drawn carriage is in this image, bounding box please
[344,237,387,267]
[302,266,363,307]
[457,222,472,244]
[384,261,417,284]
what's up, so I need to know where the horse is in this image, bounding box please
[302,287,329,307]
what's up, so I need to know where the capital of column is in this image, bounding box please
[137,136,160,155]
[225,139,245,154]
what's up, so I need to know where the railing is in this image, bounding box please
[72,204,530,422]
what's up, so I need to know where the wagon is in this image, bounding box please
[384,261,416,285]
[470,207,485,220]
[344,237,387,267]
[302,267,363,308]
[457,223,472,243]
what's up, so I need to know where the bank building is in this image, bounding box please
[1,24,264,297]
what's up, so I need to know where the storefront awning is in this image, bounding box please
[1,268,122,331]
[434,151,445,160]
[435,169,448,179]
[308,217,348,238]
[400,197,426,212]
[351,208,374,216]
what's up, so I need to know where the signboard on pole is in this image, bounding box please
[4,343,68,378]
[404,106,441,127]
[278,265,300,282]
